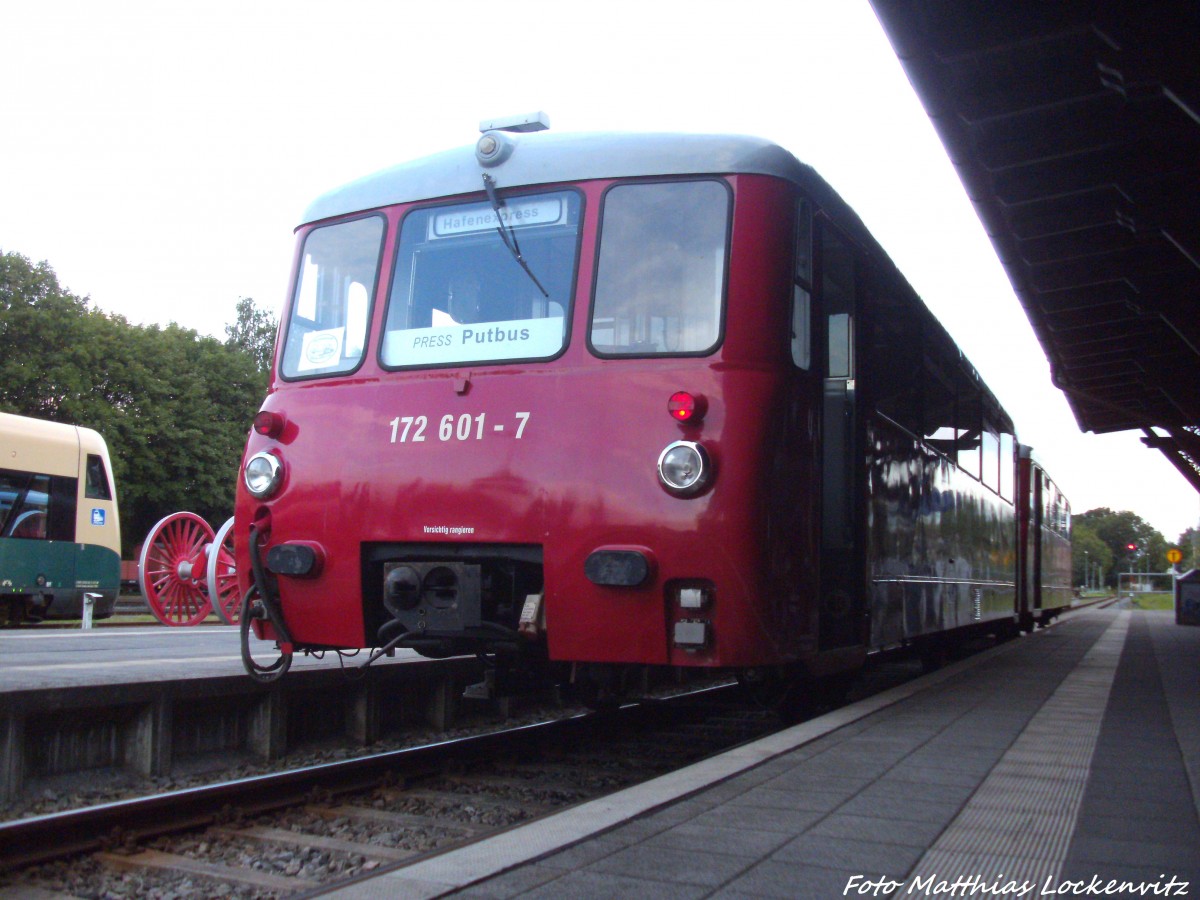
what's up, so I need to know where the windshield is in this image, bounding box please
[281,215,385,379]
[382,189,581,368]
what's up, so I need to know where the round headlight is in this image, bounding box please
[244,451,282,499]
[657,441,713,496]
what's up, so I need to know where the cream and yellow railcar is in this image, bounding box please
[0,412,121,621]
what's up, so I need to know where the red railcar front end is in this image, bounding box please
[234,151,813,680]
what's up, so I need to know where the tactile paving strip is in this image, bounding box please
[907,612,1130,890]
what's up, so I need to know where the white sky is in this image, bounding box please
[2,0,1195,543]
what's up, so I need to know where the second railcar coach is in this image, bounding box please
[234,122,1063,701]
[1017,447,1073,630]
[0,412,121,622]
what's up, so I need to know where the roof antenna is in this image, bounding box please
[478,112,550,134]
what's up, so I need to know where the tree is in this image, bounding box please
[1074,508,1168,584]
[0,252,97,419]
[0,251,267,556]
[224,296,278,378]
[1071,521,1113,589]
[116,323,264,545]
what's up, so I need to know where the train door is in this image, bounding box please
[817,222,865,650]
[1031,467,1046,614]
[780,196,821,648]
[1015,445,1037,631]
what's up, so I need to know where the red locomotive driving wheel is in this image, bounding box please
[207,517,240,625]
[138,512,215,626]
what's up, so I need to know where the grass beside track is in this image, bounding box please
[1128,591,1175,611]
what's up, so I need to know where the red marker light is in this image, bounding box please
[253,410,285,439]
[668,392,706,423]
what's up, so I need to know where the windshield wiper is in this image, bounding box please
[482,173,550,299]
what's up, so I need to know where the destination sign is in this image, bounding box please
[430,198,564,239]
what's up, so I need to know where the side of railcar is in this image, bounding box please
[1017,449,1072,629]
[805,203,1020,657]
[0,413,121,621]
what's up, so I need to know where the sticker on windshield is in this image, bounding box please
[297,328,345,371]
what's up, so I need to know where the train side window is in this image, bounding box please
[0,470,27,534]
[85,454,112,500]
[981,428,999,493]
[591,180,728,357]
[863,262,923,436]
[956,386,981,480]
[792,199,812,369]
[1046,481,1070,536]
[922,354,958,457]
[0,471,75,541]
[792,291,811,369]
[280,215,385,380]
[46,474,77,540]
[999,432,1015,501]
[821,230,855,379]
[8,477,48,539]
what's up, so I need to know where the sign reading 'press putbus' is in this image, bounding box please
[384,316,565,366]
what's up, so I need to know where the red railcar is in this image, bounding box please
[234,122,1068,698]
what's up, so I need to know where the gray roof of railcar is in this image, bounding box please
[300,132,820,225]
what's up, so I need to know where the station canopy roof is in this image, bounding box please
[869,1,1200,489]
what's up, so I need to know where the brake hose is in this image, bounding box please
[239,524,294,683]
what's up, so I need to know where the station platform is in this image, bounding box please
[324,606,1200,899]
[0,625,429,692]
[0,627,484,802]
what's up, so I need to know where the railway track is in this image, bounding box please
[0,683,780,898]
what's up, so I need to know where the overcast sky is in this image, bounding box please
[2,0,1195,546]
